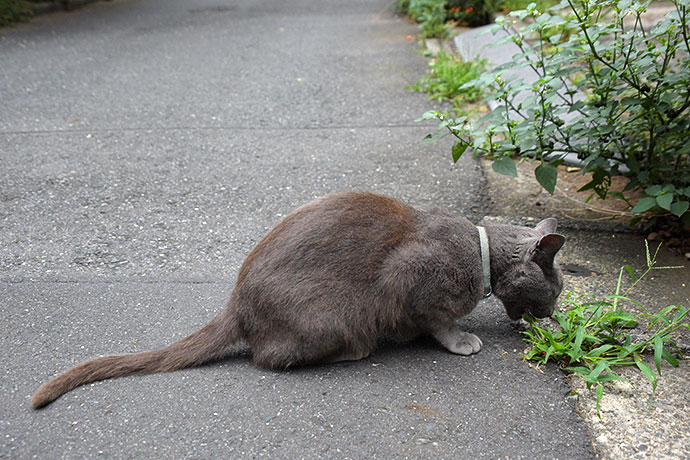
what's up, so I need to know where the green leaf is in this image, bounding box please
[568,366,592,376]
[617,0,632,10]
[656,193,673,211]
[653,336,663,375]
[566,348,585,362]
[590,360,608,379]
[551,310,565,328]
[417,111,440,122]
[452,142,468,163]
[672,306,689,323]
[635,358,657,392]
[623,265,635,282]
[577,169,611,200]
[645,185,663,196]
[573,325,585,351]
[535,163,558,195]
[492,157,518,177]
[662,348,679,367]
[420,132,446,145]
[631,197,657,214]
[650,313,671,326]
[670,200,689,217]
[588,344,614,357]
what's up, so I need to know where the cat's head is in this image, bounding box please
[493,218,566,321]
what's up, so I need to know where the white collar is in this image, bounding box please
[476,226,492,298]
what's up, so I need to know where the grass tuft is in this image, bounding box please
[407,51,486,113]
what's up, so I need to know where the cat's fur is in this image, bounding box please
[32,191,565,408]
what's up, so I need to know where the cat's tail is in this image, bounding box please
[31,304,240,409]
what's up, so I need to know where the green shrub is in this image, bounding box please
[407,0,451,39]
[0,0,32,26]
[423,0,690,224]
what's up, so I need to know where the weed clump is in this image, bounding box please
[407,51,487,111]
[521,242,688,415]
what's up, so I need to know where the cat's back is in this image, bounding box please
[236,191,418,283]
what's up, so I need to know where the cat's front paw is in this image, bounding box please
[434,328,483,356]
[450,331,482,355]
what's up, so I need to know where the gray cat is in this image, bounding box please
[32,191,565,408]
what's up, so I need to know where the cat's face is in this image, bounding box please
[494,219,566,321]
[500,259,563,320]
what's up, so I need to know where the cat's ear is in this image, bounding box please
[531,233,566,268]
[535,217,558,235]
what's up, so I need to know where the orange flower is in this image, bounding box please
[406,35,412,41]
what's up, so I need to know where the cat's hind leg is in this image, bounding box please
[326,348,371,364]
[250,340,309,369]
[432,324,482,356]
[251,337,371,369]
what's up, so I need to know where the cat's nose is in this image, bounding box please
[546,306,556,319]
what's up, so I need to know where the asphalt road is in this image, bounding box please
[1,0,595,458]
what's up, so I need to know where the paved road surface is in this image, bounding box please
[1,0,595,458]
